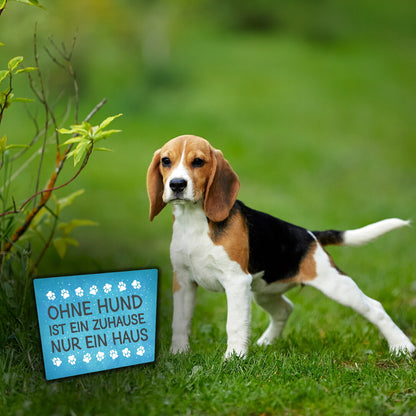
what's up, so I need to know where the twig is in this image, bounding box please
[32,207,59,271]
[19,140,93,211]
[32,25,49,206]
[0,67,13,126]
[10,97,72,163]
[46,35,79,123]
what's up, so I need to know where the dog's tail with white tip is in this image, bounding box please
[313,218,411,247]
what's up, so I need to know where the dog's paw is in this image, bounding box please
[170,343,190,355]
[256,327,277,346]
[389,342,416,356]
[224,346,247,360]
[256,334,274,347]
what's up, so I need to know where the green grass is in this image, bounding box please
[1,1,416,415]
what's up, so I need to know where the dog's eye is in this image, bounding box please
[192,158,205,168]
[161,157,171,167]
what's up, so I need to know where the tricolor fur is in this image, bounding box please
[147,134,414,358]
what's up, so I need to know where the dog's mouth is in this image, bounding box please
[165,195,193,204]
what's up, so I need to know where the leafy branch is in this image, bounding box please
[1,100,121,256]
[0,56,37,125]
[58,113,122,166]
[0,30,122,267]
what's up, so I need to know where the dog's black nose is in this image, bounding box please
[170,178,187,193]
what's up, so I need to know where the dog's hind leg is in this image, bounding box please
[304,244,415,354]
[254,293,294,346]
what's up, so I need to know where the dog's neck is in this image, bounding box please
[172,200,207,229]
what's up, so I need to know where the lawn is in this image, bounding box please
[1,1,416,415]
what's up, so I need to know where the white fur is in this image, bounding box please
[170,201,252,358]
[343,218,410,247]
[304,244,415,354]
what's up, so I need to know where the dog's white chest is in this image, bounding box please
[170,203,239,292]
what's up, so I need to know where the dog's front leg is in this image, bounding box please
[223,274,253,359]
[170,274,198,354]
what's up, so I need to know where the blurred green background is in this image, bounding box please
[1,0,415,293]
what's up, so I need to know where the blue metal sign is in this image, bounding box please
[34,269,158,380]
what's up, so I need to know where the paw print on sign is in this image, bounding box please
[103,283,112,293]
[75,287,84,297]
[110,350,118,360]
[122,348,131,358]
[46,291,56,300]
[131,280,141,290]
[68,355,76,365]
[136,346,145,356]
[96,351,105,361]
[83,353,92,363]
[61,289,70,299]
[52,357,62,367]
[118,281,126,292]
[89,285,98,295]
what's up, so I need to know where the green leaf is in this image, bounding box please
[73,140,91,166]
[97,113,123,131]
[16,67,37,74]
[53,237,78,259]
[94,129,122,142]
[93,147,113,152]
[60,135,84,146]
[58,219,98,236]
[56,189,85,212]
[58,125,89,136]
[30,206,50,229]
[57,127,77,135]
[0,70,9,84]
[12,0,45,9]
[10,97,35,103]
[8,56,23,72]
[0,135,7,152]
[5,144,30,150]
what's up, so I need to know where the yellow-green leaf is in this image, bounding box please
[94,147,113,152]
[0,135,7,152]
[12,0,45,9]
[0,70,9,84]
[56,189,85,212]
[53,237,79,259]
[98,113,123,131]
[8,56,23,72]
[59,219,98,237]
[94,129,122,141]
[61,136,84,146]
[16,66,37,74]
[11,97,35,103]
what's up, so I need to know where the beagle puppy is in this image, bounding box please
[147,134,415,358]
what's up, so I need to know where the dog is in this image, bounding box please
[147,134,415,358]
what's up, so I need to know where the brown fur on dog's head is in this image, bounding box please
[147,135,240,222]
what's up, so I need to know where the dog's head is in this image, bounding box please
[147,135,240,222]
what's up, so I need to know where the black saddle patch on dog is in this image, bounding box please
[236,200,315,283]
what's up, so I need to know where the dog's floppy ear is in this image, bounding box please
[204,148,240,222]
[147,149,166,221]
